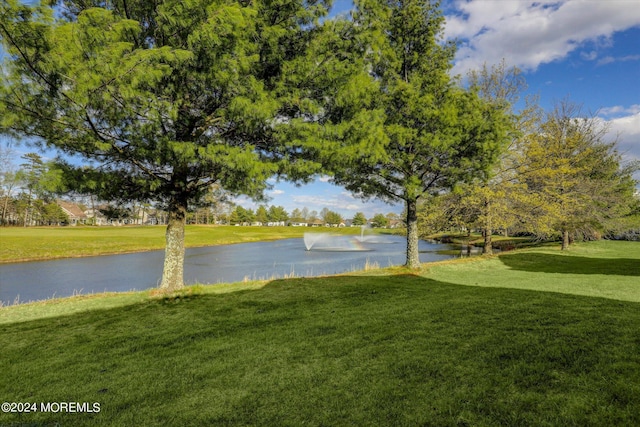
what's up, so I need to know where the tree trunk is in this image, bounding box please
[483,228,492,255]
[160,198,187,291]
[405,198,420,268]
[561,229,570,250]
[482,228,492,255]
[482,198,493,255]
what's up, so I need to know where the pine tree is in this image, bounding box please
[328,0,510,267]
[0,0,377,289]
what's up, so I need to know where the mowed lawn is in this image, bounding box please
[0,225,362,263]
[1,241,639,426]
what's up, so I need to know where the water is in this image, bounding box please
[0,236,457,305]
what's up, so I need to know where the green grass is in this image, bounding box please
[1,241,639,426]
[0,225,363,263]
[425,240,640,302]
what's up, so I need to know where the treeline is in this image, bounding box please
[416,92,640,249]
[227,206,399,227]
[0,152,68,226]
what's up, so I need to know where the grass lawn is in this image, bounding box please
[0,225,363,263]
[425,240,640,302]
[1,241,639,426]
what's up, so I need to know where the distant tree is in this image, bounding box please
[301,207,310,221]
[190,183,232,225]
[320,207,331,224]
[329,0,510,267]
[352,212,367,226]
[290,208,304,223]
[255,205,269,224]
[228,207,241,225]
[324,210,342,226]
[371,213,389,228]
[267,205,288,223]
[17,153,45,226]
[229,206,255,225]
[0,142,19,225]
[42,202,68,225]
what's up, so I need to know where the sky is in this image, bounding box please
[3,0,640,218]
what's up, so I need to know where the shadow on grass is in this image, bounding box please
[500,253,640,276]
[1,275,640,426]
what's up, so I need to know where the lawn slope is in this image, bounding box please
[2,257,640,425]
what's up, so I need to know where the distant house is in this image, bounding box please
[56,200,88,225]
[388,219,403,229]
[288,221,308,227]
[308,219,324,227]
[267,221,286,227]
[83,206,108,226]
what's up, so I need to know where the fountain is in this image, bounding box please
[303,233,372,251]
[304,226,398,251]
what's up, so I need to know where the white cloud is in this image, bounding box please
[599,104,640,118]
[601,110,640,185]
[607,112,640,159]
[446,0,640,76]
[270,189,285,196]
[596,54,640,66]
[291,193,400,217]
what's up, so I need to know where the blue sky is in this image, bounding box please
[3,1,640,218]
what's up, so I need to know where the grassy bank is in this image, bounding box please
[1,241,639,426]
[0,225,363,263]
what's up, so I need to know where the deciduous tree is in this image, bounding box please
[371,213,388,228]
[520,100,638,249]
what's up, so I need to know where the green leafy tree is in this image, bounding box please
[324,210,342,226]
[42,202,69,225]
[267,205,288,223]
[371,213,388,228]
[329,0,510,267]
[0,0,376,290]
[255,205,269,224]
[229,205,255,225]
[352,211,367,226]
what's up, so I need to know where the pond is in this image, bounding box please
[0,234,460,305]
